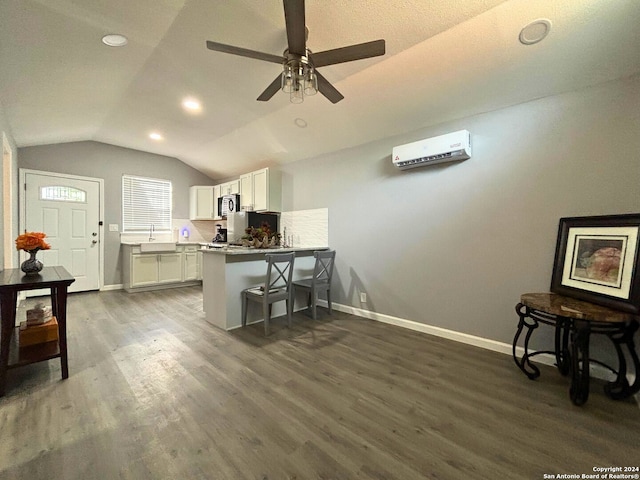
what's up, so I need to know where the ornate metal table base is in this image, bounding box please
[513,304,570,380]
[513,294,640,406]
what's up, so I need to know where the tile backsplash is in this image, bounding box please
[119,209,328,247]
[119,218,221,243]
[173,219,220,243]
[280,208,328,248]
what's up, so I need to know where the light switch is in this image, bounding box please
[109,224,119,232]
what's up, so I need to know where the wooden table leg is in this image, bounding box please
[0,291,18,396]
[54,286,69,380]
[50,286,59,318]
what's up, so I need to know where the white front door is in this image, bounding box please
[22,170,101,293]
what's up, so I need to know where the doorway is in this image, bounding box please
[20,169,104,293]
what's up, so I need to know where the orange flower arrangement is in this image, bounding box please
[15,232,51,252]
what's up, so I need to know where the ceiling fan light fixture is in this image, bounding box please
[281,65,294,93]
[290,83,304,104]
[283,58,316,102]
[304,68,318,96]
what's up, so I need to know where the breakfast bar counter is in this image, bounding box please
[202,246,327,330]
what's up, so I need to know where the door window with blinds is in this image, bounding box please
[122,175,172,232]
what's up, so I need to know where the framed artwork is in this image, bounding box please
[550,213,640,313]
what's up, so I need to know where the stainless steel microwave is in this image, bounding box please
[218,194,240,217]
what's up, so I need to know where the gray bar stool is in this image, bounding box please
[241,252,295,335]
[293,250,336,320]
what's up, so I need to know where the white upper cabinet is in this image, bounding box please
[193,169,280,221]
[189,186,215,220]
[239,173,253,209]
[212,184,221,219]
[219,180,240,196]
[239,167,281,212]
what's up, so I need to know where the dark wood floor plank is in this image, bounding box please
[1,287,638,479]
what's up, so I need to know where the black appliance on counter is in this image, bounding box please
[247,212,278,235]
[212,224,227,243]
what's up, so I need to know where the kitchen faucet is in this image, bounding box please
[149,224,155,242]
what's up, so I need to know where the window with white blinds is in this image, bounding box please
[122,175,172,232]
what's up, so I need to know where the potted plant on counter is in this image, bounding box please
[241,222,281,248]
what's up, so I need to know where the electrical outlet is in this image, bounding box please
[109,224,119,232]
[360,292,367,303]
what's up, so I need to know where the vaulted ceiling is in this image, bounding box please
[1,0,639,179]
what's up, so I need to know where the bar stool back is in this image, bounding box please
[293,250,336,320]
[241,252,295,335]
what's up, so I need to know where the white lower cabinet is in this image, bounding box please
[157,253,183,284]
[183,246,201,281]
[131,254,161,286]
[123,244,202,292]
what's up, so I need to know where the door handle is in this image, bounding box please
[91,240,98,245]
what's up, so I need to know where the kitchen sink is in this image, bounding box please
[139,242,177,252]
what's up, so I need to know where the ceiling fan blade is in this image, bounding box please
[283,0,306,55]
[257,75,283,102]
[315,71,344,104]
[206,40,283,64]
[311,39,386,68]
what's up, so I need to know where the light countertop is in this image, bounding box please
[120,241,205,246]
[202,246,328,256]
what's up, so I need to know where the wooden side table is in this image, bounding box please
[0,266,75,396]
[513,293,639,405]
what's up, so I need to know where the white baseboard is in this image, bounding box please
[327,301,621,384]
[101,284,123,291]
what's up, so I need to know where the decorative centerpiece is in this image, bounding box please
[241,222,281,248]
[16,232,51,275]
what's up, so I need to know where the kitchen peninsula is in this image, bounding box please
[202,246,327,330]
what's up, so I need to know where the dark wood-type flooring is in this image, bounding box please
[1,287,638,479]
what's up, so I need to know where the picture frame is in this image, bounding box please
[550,213,640,313]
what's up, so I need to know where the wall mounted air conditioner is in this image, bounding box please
[392,130,471,170]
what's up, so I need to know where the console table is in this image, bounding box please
[0,266,75,396]
[513,293,639,406]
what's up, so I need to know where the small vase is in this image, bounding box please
[21,249,44,275]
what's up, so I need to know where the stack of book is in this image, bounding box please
[19,303,58,348]
[26,302,53,326]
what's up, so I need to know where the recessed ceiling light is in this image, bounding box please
[294,118,307,128]
[149,132,163,141]
[182,98,202,112]
[519,19,552,45]
[101,34,128,47]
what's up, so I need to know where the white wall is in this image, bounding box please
[280,74,640,351]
